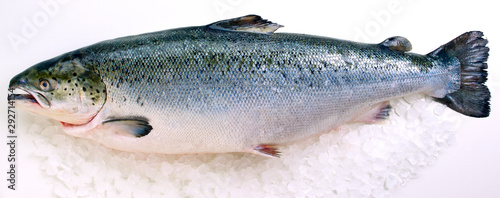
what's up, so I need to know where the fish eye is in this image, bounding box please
[39,79,52,91]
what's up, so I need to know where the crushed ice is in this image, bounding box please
[26,95,461,197]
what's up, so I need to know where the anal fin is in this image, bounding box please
[102,117,152,138]
[353,102,392,124]
[251,144,281,158]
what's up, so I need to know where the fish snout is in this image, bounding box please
[8,73,51,108]
[9,74,28,90]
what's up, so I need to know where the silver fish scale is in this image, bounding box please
[74,26,449,151]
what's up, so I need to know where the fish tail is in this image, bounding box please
[428,31,490,118]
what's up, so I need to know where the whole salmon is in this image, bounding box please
[9,15,490,157]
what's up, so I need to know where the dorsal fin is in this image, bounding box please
[379,36,412,52]
[208,15,283,34]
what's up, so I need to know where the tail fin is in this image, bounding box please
[428,31,490,118]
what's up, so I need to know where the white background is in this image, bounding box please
[1,0,499,197]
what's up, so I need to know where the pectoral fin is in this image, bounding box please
[102,117,152,138]
[208,15,283,34]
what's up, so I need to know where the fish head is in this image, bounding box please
[9,55,107,125]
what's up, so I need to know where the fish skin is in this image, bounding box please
[9,15,489,156]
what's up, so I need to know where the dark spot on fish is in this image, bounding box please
[140,102,144,107]
[96,89,100,93]
[90,92,93,95]
[72,88,74,91]
[52,77,57,81]
[69,93,72,96]
[49,72,52,75]
[91,97,96,101]
[68,80,71,83]
[82,79,85,82]
[280,71,287,79]
[124,97,127,102]
[64,88,67,91]
[82,87,87,92]
[92,103,95,106]
[266,58,272,65]
[255,62,262,70]
[75,83,78,87]
[51,93,54,95]
[73,73,77,76]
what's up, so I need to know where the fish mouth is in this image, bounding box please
[9,89,51,108]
